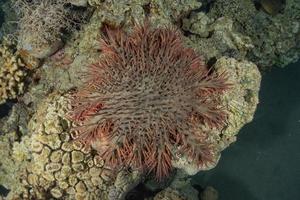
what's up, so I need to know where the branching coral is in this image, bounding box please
[69,23,231,180]
[0,38,26,104]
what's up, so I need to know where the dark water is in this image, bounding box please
[193,61,300,200]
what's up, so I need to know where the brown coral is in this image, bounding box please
[69,23,230,180]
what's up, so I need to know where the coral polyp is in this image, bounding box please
[69,23,231,180]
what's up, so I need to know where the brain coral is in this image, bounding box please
[69,23,231,180]
[4,93,141,200]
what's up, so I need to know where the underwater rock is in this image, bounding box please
[19,37,63,59]
[167,170,199,200]
[215,57,261,149]
[208,0,300,68]
[183,12,253,61]
[209,0,257,32]
[87,0,149,27]
[69,0,199,55]
[172,57,261,175]
[249,0,300,68]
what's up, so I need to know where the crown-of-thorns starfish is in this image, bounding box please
[69,23,231,180]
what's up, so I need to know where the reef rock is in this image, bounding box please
[208,0,300,68]
[172,57,261,175]
[182,12,253,61]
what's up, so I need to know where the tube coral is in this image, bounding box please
[69,23,231,180]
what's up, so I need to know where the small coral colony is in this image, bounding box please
[69,24,231,180]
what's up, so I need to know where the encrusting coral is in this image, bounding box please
[0,38,27,104]
[68,23,231,180]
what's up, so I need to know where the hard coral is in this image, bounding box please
[69,23,231,180]
[3,93,141,200]
[0,38,27,104]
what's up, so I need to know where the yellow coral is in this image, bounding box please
[0,38,27,104]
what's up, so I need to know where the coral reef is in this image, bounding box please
[22,0,204,96]
[2,93,141,200]
[68,0,202,58]
[14,0,86,58]
[69,23,231,180]
[249,0,300,68]
[147,0,201,26]
[87,0,201,25]
[208,0,300,68]
[209,0,256,33]
[182,12,253,61]
[0,0,271,199]
[0,38,27,104]
[215,57,261,144]
[164,170,199,200]
[172,56,261,175]
[87,0,149,26]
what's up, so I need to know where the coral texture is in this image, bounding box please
[3,93,140,200]
[182,12,253,61]
[208,0,300,68]
[69,23,231,180]
[172,57,261,175]
[14,0,84,58]
[0,38,27,104]
[0,131,26,191]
